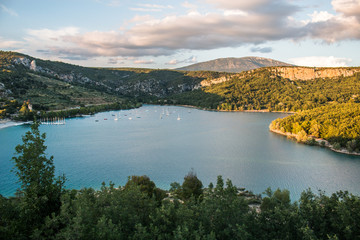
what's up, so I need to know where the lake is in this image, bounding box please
[1,105,360,200]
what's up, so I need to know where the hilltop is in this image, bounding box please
[0,51,229,119]
[1,50,360,119]
[177,57,293,73]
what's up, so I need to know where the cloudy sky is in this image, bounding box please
[0,0,359,68]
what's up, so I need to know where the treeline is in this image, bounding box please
[164,89,224,109]
[0,98,139,121]
[39,101,141,119]
[270,103,360,153]
[1,122,360,239]
[31,102,140,121]
[170,70,360,112]
[2,173,360,239]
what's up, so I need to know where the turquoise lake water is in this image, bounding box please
[1,105,360,200]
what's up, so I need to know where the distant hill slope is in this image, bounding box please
[168,68,360,112]
[2,51,360,117]
[0,51,230,108]
[177,57,293,73]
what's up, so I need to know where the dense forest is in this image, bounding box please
[270,103,360,153]
[169,70,360,112]
[1,122,360,239]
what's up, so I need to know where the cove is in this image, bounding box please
[1,105,360,200]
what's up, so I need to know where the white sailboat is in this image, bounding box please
[177,114,181,121]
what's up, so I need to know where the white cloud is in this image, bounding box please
[223,10,248,16]
[204,0,270,10]
[295,0,360,43]
[303,14,360,42]
[26,27,79,41]
[288,56,352,67]
[134,59,154,64]
[107,56,137,64]
[166,56,197,65]
[130,8,162,12]
[188,56,197,63]
[182,1,198,13]
[0,37,23,49]
[131,3,173,12]
[332,0,360,19]
[138,4,173,9]
[166,59,178,65]
[251,46,273,53]
[309,11,334,23]
[0,4,18,17]
[24,8,300,59]
[18,0,360,61]
[182,1,197,9]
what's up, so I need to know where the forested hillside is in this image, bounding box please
[0,51,231,119]
[270,103,360,154]
[0,52,137,120]
[169,69,360,112]
[2,51,360,116]
[0,51,227,99]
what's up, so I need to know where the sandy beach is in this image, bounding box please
[0,120,32,130]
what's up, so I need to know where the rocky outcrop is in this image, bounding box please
[0,82,12,98]
[12,57,110,89]
[10,56,199,97]
[199,66,360,86]
[30,60,37,71]
[270,67,360,81]
[200,75,233,87]
[12,57,32,68]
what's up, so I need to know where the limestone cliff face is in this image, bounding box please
[200,66,360,86]
[270,67,360,81]
[200,75,233,87]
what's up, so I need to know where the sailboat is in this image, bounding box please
[114,113,118,121]
[177,114,181,121]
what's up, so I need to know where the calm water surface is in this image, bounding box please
[1,105,360,200]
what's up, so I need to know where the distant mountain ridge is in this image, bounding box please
[177,57,293,73]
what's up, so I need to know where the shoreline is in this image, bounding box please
[269,128,360,156]
[160,104,295,114]
[0,120,32,130]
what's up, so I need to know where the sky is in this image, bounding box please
[0,0,360,68]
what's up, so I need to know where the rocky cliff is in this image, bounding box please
[200,66,360,86]
[269,67,360,81]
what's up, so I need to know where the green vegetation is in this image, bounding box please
[4,50,360,118]
[8,121,66,238]
[270,103,360,153]
[0,51,232,119]
[1,122,360,239]
[169,70,360,112]
[165,89,224,109]
[0,51,143,120]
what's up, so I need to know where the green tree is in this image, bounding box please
[124,175,166,202]
[12,121,66,236]
[181,170,203,201]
